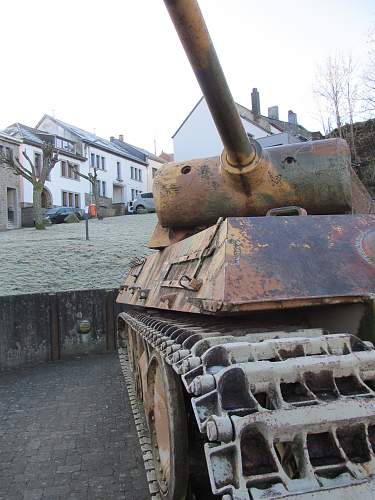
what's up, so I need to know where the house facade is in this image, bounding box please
[172,89,313,161]
[36,116,149,212]
[4,123,88,224]
[110,135,166,192]
[0,132,22,230]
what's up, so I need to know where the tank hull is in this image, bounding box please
[118,214,375,316]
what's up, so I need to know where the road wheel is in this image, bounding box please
[147,352,189,500]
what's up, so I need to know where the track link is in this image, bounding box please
[118,310,375,499]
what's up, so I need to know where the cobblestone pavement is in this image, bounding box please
[0,213,157,296]
[0,354,150,500]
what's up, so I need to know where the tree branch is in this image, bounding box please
[72,165,97,185]
[22,150,36,178]
[0,153,34,183]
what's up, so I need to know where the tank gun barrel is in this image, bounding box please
[163,0,260,171]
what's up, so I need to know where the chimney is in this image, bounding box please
[288,110,297,125]
[251,88,260,115]
[119,134,124,142]
[268,106,279,120]
[110,136,115,142]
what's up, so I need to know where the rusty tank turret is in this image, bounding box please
[116,1,375,499]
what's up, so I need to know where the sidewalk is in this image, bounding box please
[0,354,149,500]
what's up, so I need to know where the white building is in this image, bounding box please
[172,89,314,162]
[110,135,166,192]
[4,117,151,221]
[36,115,149,210]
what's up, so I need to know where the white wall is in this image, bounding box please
[146,158,163,192]
[86,145,147,204]
[173,98,294,162]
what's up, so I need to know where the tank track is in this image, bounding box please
[119,309,375,499]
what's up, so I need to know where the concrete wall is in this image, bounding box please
[0,288,122,372]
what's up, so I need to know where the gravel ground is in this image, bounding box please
[0,214,157,296]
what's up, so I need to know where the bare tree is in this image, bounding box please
[0,143,59,229]
[344,56,359,161]
[314,54,346,138]
[363,27,375,113]
[72,165,103,219]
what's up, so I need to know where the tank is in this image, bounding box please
[116,1,375,499]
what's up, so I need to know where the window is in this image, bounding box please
[61,161,79,180]
[55,137,75,153]
[131,189,135,200]
[62,191,68,206]
[96,179,100,195]
[5,146,12,159]
[68,163,74,179]
[101,156,105,170]
[91,153,95,167]
[96,155,100,169]
[117,162,122,180]
[102,181,106,197]
[61,161,67,177]
[152,168,157,178]
[130,166,142,182]
[62,191,80,207]
[34,152,42,177]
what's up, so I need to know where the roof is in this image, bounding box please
[36,115,147,165]
[136,146,167,164]
[3,123,45,145]
[110,139,147,163]
[172,96,312,140]
[111,139,167,165]
[0,131,22,145]
[267,116,312,140]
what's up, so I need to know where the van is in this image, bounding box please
[133,192,155,214]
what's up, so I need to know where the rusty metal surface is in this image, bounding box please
[117,214,375,315]
[120,311,375,499]
[153,139,356,230]
[163,0,258,171]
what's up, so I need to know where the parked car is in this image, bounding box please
[133,192,155,214]
[43,207,83,224]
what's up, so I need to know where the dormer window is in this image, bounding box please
[55,137,75,153]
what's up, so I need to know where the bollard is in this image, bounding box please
[85,213,89,240]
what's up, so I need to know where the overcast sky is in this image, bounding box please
[0,0,374,154]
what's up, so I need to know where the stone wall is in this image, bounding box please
[0,139,21,231]
[0,288,123,372]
